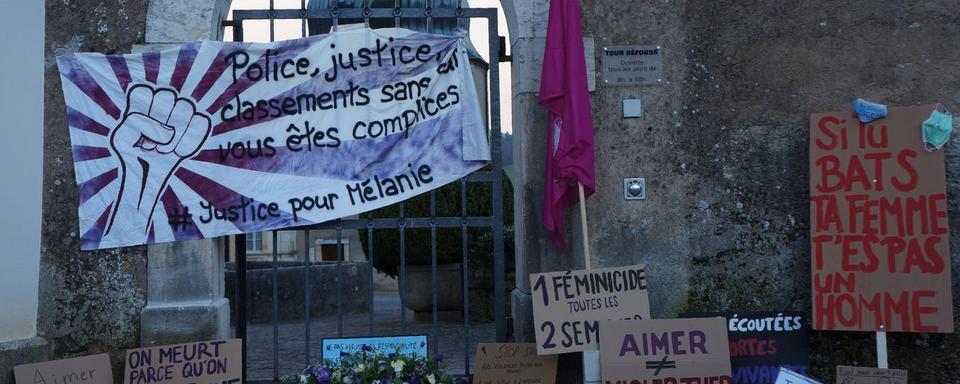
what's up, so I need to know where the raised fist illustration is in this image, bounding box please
[102,84,211,244]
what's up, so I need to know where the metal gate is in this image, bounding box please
[221,1,506,382]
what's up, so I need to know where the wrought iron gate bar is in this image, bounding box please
[367,211,375,336]
[271,230,280,382]
[430,189,439,357]
[459,177,470,376]
[398,200,407,332]
[425,4,440,358]
[336,222,344,337]
[303,228,311,367]
[301,0,308,37]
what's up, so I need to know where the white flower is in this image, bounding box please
[357,363,366,371]
[391,359,405,373]
[427,374,436,384]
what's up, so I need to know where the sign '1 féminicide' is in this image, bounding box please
[809,105,953,333]
[530,265,650,354]
[600,317,732,384]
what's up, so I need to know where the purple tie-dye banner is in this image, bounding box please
[58,27,490,250]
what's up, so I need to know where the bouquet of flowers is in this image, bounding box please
[281,345,455,384]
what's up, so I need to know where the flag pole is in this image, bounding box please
[578,181,600,384]
[578,181,591,269]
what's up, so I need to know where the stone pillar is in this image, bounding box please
[137,0,233,346]
[140,240,230,346]
[503,0,556,344]
[501,0,595,343]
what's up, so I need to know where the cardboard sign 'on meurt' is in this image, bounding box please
[599,317,732,384]
[809,105,953,332]
[529,265,650,354]
[124,339,242,384]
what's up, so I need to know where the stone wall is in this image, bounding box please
[225,262,372,324]
[34,1,152,381]
[509,0,960,382]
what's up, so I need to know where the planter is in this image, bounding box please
[402,263,464,321]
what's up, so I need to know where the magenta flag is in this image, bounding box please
[539,0,596,250]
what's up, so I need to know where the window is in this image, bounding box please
[245,232,263,252]
[315,239,350,262]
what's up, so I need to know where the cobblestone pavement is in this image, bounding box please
[243,292,497,380]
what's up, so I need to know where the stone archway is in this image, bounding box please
[145,0,232,44]
[498,0,557,343]
[142,0,547,344]
[138,0,541,345]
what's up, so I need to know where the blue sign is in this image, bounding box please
[321,335,428,363]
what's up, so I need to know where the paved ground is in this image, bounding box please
[243,292,497,380]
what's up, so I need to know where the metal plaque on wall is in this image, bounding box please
[602,45,662,86]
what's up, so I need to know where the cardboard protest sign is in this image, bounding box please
[473,343,558,384]
[682,311,809,383]
[810,105,953,332]
[321,335,427,364]
[57,27,489,250]
[600,317,732,384]
[529,265,650,354]
[836,366,907,384]
[14,353,112,384]
[123,339,241,384]
[773,367,821,384]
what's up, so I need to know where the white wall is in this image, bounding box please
[0,0,44,342]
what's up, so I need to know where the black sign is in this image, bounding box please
[681,311,809,384]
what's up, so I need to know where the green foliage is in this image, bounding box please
[281,347,453,384]
[361,169,514,277]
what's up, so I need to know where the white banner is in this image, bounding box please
[57,27,489,250]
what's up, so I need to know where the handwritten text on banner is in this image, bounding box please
[58,27,489,250]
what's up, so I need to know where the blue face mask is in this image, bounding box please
[922,108,953,151]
